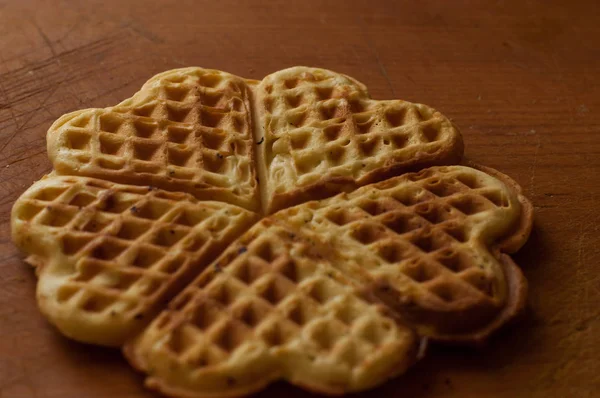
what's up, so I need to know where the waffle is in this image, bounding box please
[47,67,260,212]
[125,221,420,397]
[11,65,533,397]
[274,164,531,342]
[254,67,464,213]
[125,165,532,397]
[11,174,258,346]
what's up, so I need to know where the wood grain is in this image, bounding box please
[1,0,598,397]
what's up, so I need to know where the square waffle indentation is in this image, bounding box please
[201,110,226,128]
[34,186,68,201]
[409,231,447,254]
[133,120,158,138]
[164,85,190,102]
[198,74,223,88]
[69,192,96,207]
[133,142,161,161]
[15,202,44,222]
[131,245,165,268]
[90,238,128,261]
[116,219,150,240]
[40,206,77,227]
[82,214,114,233]
[166,104,192,123]
[99,135,124,155]
[132,199,172,220]
[61,234,93,256]
[232,259,267,285]
[199,91,224,108]
[435,249,473,273]
[152,226,190,247]
[401,259,438,283]
[376,240,410,264]
[97,158,124,170]
[167,126,193,143]
[160,255,188,275]
[233,300,270,328]
[308,320,345,350]
[99,114,124,133]
[167,147,195,167]
[257,277,292,306]
[284,300,315,326]
[449,196,492,216]
[66,130,91,150]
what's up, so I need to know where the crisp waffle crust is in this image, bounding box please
[11,66,532,397]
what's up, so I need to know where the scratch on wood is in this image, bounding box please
[0,252,24,264]
[0,33,123,130]
[350,45,361,63]
[4,148,47,167]
[0,83,61,155]
[373,49,395,97]
[0,54,20,130]
[528,134,541,199]
[33,19,90,108]
[122,20,164,44]
[533,204,556,209]
[0,34,119,84]
[55,17,87,44]
[0,74,137,142]
[576,225,587,323]
[358,17,396,97]
[32,19,58,60]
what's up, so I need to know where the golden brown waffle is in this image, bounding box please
[254,67,463,213]
[125,221,420,397]
[47,68,260,212]
[11,174,258,346]
[273,164,531,342]
[11,66,532,397]
[125,165,532,397]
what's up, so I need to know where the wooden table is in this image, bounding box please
[1,1,598,397]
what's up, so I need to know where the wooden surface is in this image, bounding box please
[1,1,598,397]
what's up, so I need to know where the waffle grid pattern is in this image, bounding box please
[130,222,416,393]
[278,167,515,330]
[13,176,257,343]
[11,66,530,397]
[49,68,257,210]
[127,165,524,396]
[257,67,460,212]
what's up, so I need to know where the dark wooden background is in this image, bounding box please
[0,1,598,397]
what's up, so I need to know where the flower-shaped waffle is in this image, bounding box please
[11,67,532,397]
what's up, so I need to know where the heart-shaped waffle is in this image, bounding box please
[126,221,420,396]
[11,66,532,397]
[271,164,531,342]
[254,67,463,213]
[11,174,258,346]
[124,165,531,397]
[47,68,260,211]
